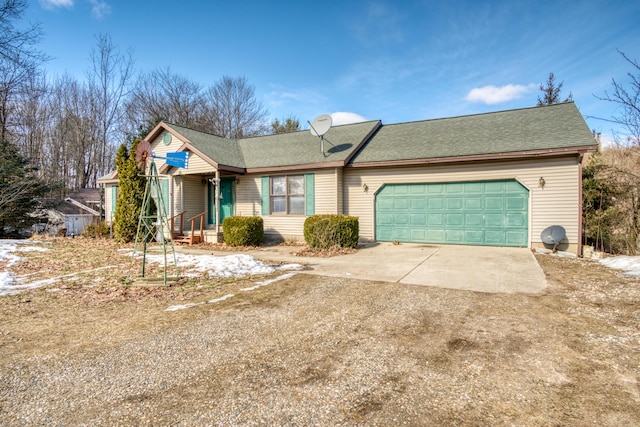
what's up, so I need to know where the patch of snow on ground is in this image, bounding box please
[166,302,204,312]
[600,256,640,278]
[240,272,298,291]
[1,239,50,295]
[138,252,302,278]
[166,293,237,312]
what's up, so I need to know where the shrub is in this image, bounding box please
[222,216,264,246]
[83,221,110,238]
[304,214,359,249]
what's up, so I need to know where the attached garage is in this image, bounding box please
[375,180,529,247]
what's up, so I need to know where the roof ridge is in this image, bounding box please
[382,101,576,127]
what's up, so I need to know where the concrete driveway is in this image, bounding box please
[245,242,547,294]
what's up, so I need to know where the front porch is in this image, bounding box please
[169,210,225,245]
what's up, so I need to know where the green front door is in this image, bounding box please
[375,180,528,247]
[208,177,234,225]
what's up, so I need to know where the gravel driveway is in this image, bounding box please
[1,249,639,426]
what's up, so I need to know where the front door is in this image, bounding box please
[208,177,234,225]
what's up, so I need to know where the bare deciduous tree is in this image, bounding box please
[0,0,47,141]
[204,75,269,138]
[87,34,134,183]
[596,51,640,147]
[125,67,205,136]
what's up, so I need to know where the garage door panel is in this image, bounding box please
[484,214,504,227]
[506,195,527,210]
[376,180,528,247]
[485,230,505,244]
[465,230,484,244]
[410,198,426,209]
[465,213,483,227]
[465,197,482,210]
[447,198,463,209]
[393,198,410,209]
[428,213,444,226]
[428,198,444,209]
[445,214,464,226]
[445,230,465,242]
[446,183,464,193]
[426,229,445,241]
[411,229,426,240]
[484,181,505,192]
[506,212,527,227]
[410,214,426,225]
[394,214,409,225]
[465,182,483,193]
[485,197,503,210]
[506,231,527,245]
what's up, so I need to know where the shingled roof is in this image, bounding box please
[164,120,382,171]
[349,102,597,165]
[139,102,597,176]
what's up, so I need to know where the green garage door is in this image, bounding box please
[375,180,528,246]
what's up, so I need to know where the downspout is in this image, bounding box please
[215,170,220,235]
[578,153,584,257]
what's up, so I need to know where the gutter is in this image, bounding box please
[348,145,598,168]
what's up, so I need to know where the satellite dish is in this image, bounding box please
[541,225,566,252]
[135,140,152,171]
[308,114,332,155]
[309,114,332,137]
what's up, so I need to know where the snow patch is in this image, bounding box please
[600,256,640,278]
[135,251,302,278]
[240,272,298,291]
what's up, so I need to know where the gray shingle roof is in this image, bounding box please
[350,102,597,164]
[164,123,246,168]
[239,120,381,168]
[165,120,381,169]
[160,102,596,172]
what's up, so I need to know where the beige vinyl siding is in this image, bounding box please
[234,169,341,239]
[336,168,344,214]
[315,168,341,214]
[180,175,207,231]
[344,156,581,250]
[104,184,114,223]
[172,151,215,175]
[149,131,185,171]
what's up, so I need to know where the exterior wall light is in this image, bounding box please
[362,183,368,192]
[539,177,546,188]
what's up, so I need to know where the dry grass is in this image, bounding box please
[1,237,639,425]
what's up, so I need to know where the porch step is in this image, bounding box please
[172,233,202,245]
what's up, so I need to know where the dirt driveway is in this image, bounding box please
[0,239,639,426]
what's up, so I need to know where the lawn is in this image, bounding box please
[1,237,639,426]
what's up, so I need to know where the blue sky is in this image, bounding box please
[28,0,640,143]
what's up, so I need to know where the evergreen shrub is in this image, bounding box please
[222,216,264,246]
[303,214,359,249]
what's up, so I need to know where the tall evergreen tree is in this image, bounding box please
[112,138,146,242]
[537,72,573,105]
[0,138,48,237]
[271,116,301,134]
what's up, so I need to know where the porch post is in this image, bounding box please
[215,170,220,234]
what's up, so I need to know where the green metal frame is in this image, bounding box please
[133,162,178,285]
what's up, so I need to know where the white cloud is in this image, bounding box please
[331,112,367,125]
[90,0,111,19]
[465,84,535,105]
[39,0,73,8]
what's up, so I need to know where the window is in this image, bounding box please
[270,175,305,214]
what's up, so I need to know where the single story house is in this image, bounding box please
[98,102,598,255]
